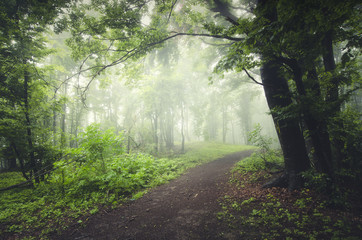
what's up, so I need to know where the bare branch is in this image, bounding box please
[167,0,178,23]
[242,67,264,86]
[200,38,234,47]
[209,0,239,26]
[70,31,243,99]
[169,32,243,41]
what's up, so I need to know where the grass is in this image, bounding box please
[0,171,25,188]
[0,142,253,239]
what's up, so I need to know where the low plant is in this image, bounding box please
[234,124,283,175]
[0,136,252,239]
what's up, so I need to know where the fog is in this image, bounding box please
[52,34,278,153]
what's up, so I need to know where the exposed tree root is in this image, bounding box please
[262,172,305,191]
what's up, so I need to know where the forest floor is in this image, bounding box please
[52,150,254,240]
[51,149,361,240]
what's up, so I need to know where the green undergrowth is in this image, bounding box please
[0,171,25,188]
[0,139,252,239]
[218,152,362,239]
[233,150,284,173]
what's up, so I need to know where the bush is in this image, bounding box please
[234,124,283,173]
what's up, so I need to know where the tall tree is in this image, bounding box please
[0,0,72,181]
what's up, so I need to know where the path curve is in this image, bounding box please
[55,150,253,240]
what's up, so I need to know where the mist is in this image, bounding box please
[1,1,361,238]
[53,35,277,154]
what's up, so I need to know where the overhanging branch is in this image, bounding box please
[242,67,265,86]
[74,31,244,100]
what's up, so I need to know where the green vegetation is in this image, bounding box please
[219,128,361,239]
[0,172,24,189]
[0,129,251,238]
[218,189,362,239]
[234,124,283,174]
[0,0,361,239]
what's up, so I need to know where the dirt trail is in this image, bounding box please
[55,150,253,240]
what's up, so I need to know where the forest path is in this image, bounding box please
[55,150,254,240]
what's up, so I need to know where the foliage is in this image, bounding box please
[76,123,124,169]
[0,0,73,180]
[301,106,362,207]
[234,124,283,173]
[0,172,24,189]
[207,0,361,187]
[219,191,361,239]
[333,107,362,172]
[0,0,360,237]
[233,152,283,174]
[219,156,362,239]
[0,141,251,238]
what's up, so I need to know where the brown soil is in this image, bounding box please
[52,150,253,240]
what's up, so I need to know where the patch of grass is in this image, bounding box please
[166,142,255,172]
[233,151,283,173]
[0,171,25,188]
[0,142,253,239]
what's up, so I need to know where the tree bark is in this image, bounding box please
[222,103,227,143]
[24,69,39,183]
[181,102,185,153]
[287,60,334,176]
[260,60,310,190]
[11,142,29,181]
[61,82,67,148]
[322,29,343,168]
[151,114,159,153]
[256,0,311,190]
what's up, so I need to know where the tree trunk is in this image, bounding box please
[322,30,343,168]
[256,0,310,190]
[24,69,39,183]
[222,103,227,143]
[323,30,338,104]
[152,114,159,153]
[7,145,17,170]
[260,60,310,190]
[61,82,68,148]
[289,60,334,176]
[181,103,185,153]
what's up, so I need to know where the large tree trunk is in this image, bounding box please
[305,67,334,175]
[288,61,334,176]
[322,30,343,168]
[261,61,310,190]
[255,0,310,190]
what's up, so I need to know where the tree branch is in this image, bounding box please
[200,38,234,47]
[169,32,243,41]
[73,31,244,100]
[209,0,239,26]
[242,67,264,86]
[167,0,178,23]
